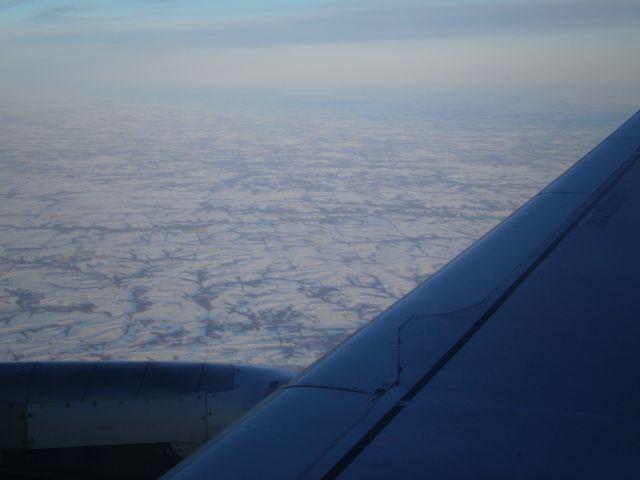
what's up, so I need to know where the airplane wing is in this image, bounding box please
[165,110,640,479]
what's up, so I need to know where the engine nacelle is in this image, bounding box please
[0,361,295,478]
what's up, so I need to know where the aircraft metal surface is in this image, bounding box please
[164,111,640,479]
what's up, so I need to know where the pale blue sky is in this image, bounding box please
[1,0,639,106]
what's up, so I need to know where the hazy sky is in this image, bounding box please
[1,0,639,106]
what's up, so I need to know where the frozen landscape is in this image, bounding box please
[0,96,628,368]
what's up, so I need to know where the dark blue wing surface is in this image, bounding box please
[165,110,640,479]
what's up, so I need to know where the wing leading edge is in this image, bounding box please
[165,110,640,479]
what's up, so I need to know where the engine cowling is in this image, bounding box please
[0,361,295,478]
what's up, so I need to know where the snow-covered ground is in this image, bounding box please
[0,97,626,368]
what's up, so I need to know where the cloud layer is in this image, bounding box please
[1,0,639,104]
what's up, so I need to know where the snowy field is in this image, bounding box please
[0,96,628,368]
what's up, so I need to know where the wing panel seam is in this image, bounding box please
[321,147,640,479]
